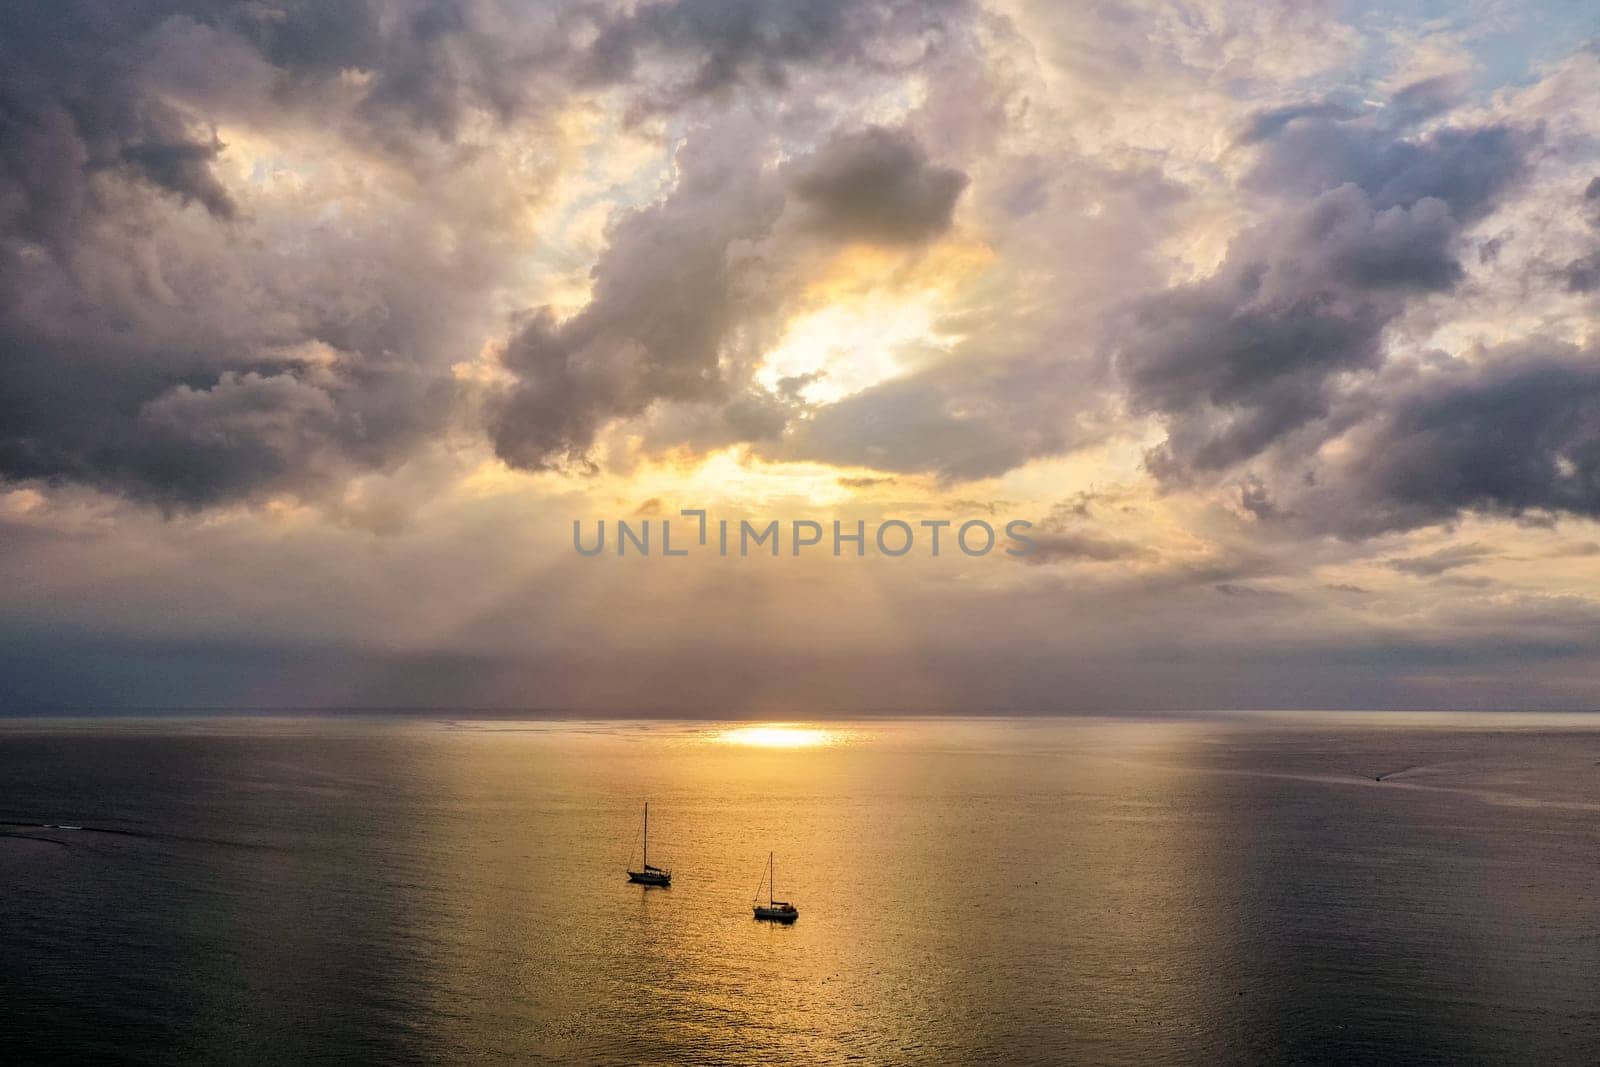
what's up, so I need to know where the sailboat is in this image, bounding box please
[752,851,798,922]
[626,802,671,886]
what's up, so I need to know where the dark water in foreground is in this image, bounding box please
[4,713,1600,1064]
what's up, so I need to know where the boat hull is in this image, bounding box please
[753,906,797,923]
[628,871,671,886]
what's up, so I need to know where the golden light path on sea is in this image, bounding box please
[710,724,847,748]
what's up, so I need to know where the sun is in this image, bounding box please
[712,724,843,748]
[754,292,945,405]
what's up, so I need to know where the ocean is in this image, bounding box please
[3,713,1599,1064]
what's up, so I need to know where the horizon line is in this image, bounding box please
[5,705,1600,718]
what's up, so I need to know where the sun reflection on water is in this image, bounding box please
[710,724,846,748]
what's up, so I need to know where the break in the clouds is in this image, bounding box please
[487,121,968,470]
[0,0,973,506]
[3,1,1600,711]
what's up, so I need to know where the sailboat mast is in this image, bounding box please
[643,802,648,867]
[769,850,774,905]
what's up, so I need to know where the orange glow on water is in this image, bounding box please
[711,724,843,748]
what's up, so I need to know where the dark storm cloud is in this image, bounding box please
[1317,344,1600,536]
[791,126,968,244]
[0,1,567,507]
[227,1,578,144]
[582,0,964,103]
[240,0,969,131]
[1245,120,1527,220]
[0,3,237,245]
[488,124,969,470]
[1,2,560,239]
[1121,190,1459,479]
[116,133,238,220]
[1117,113,1533,485]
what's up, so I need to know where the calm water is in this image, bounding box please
[4,713,1600,1064]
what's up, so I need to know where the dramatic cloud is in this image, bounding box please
[489,130,788,469]
[0,1,976,505]
[3,2,1600,711]
[0,1,565,506]
[488,122,969,470]
[1307,344,1600,536]
[790,126,968,244]
[1118,115,1532,484]
[584,0,967,106]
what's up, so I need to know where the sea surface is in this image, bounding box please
[4,712,1600,1064]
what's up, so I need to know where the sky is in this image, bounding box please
[2,0,1600,713]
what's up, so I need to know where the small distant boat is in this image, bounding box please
[752,851,798,923]
[626,802,671,886]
